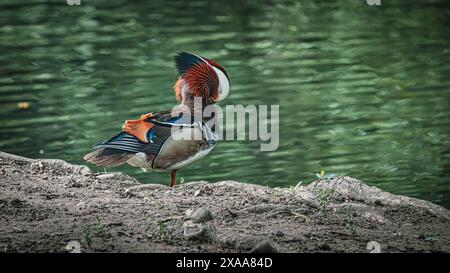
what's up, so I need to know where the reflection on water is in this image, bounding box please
[0,0,449,207]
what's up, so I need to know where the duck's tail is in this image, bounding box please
[83,148,133,167]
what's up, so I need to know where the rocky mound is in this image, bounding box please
[0,151,448,253]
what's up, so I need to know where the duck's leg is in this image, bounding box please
[170,170,177,187]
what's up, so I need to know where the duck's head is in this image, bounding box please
[173,52,230,105]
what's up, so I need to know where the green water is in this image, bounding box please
[0,0,449,207]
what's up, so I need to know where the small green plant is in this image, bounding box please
[289,180,303,193]
[95,218,107,237]
[157,221,168,239]
[344,206,357,236]
[317,187,335,216]
[154,220,173,242]
[315,169,337,181]
[82,217,107,247]
[314,168,337,216]
[316,169,325,179]
[83,225,92,247]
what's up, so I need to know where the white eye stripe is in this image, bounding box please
[194,53,230,101]
[212,66,229,101]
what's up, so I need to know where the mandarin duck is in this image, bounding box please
[83,52,230,187]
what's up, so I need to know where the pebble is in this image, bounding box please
[250,240,279,253]
[183,220,216,242]
[96,173,116,180]
[190,208,213,223]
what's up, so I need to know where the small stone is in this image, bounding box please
[183,220,216,242]
[419,234,435,242]
[96,173,116,180]
[318,243,331,251]
[65,241,82,253]
[194,190,202,197]
[190,208,213,223]
[185,209,193,218]
[250,240,279,253]
[226,208,238,218]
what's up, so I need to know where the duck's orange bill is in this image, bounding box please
[122,113,154,143]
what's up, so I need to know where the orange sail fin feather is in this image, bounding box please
[122,113,154,143]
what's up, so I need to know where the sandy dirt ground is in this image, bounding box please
[0,151,449,253]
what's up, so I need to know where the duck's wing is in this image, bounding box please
[83,110,192,167]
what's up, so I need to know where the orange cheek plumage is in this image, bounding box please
[173,78,184,102]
